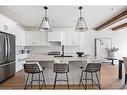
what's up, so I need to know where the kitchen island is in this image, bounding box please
[23,53,101,85]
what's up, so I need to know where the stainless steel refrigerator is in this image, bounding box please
[0,31,15,83]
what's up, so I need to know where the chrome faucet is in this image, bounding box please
[61,45,64,57]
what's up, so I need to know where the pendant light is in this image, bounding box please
[75,6,88,32]
[39,6,52,32]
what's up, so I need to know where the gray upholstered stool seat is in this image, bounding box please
[23,62,46,89]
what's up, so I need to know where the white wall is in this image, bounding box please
[0,14,17,34]
[80,29,127,59]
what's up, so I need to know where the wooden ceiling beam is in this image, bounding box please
[95,10,127,31]
[112,23,127,31]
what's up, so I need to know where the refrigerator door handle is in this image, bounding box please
[7,36,10,61]
[4,36,8,61]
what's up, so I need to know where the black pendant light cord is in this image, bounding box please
[44,6,48,17]
[79,6,82,18]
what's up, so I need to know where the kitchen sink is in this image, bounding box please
[54,55,73,57]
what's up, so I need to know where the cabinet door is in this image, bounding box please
[39,32,48,46]
[15,25,25,46]
[62,31,80,46]
[32,33,40,46]
[67,32,74,46]
[25,31,47,46]
[61,31,67,45]
[73,32,80,46]
[0,33,6,64]
[25,32,34,46]
[48,31,61,42]
[62,31,73,46]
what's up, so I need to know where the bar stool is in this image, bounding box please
[53,63,70,89]
[23,62,46,89]
[79,63,101,89]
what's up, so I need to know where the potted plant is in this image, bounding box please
[105,47,119,59]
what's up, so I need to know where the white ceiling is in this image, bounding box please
[0,6,126,30]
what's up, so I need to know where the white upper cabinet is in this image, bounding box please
[25,31,48,46]
[62,31,80,46]
[48,31,61,42]
[25,30,80,46]
[15,24,26,46]
[73,32,81,46]
[62,32,73,46]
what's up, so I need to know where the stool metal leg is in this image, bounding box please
[91,72,93,86]
[31,74,33,88]
[85,72,87,89]
[95,72,101,89]
[24,73,29,89]
[53,73,57,89]
[79,71,83,86]
[38,73,41,89]
[125,74,127,84]
[66,73,69,89]
[41,71,46,88]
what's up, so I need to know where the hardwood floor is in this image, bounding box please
[0,64,127,89]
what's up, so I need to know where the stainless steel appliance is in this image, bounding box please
[0,31,15,83]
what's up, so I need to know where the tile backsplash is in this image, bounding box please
[24,46,80,55]
[16,46,25,55]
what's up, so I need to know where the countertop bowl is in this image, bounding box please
[76,52,84,57]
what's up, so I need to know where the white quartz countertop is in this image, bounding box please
[23,53,102,63]
[24,53,54,61]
